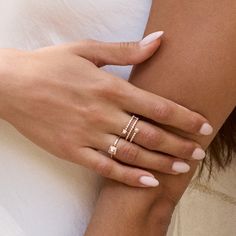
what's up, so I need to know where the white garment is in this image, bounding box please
[0,1,152,235]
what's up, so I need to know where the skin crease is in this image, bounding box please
[0,40,211,188]
[85,0,236,235]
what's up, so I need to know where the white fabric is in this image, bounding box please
[0,1,152,235]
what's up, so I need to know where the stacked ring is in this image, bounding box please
[108,115,140,159]
[129,127,139,143]
[125,116,139,142]
[121,115,136,136]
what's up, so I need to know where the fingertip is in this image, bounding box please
[140,31,164,47]
[199,123,214,135]
[139,175,160,187]
[131,34,162,64]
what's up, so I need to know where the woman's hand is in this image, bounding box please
[0,32,213,187]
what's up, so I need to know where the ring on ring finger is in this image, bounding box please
[108,115,140,159]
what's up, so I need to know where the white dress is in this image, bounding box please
[0,1,152,235]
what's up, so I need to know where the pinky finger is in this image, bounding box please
[78,147,159,188]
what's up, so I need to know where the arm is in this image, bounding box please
[85,0,236,235]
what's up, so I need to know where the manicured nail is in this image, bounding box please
[172,162,190,173]
[140,31,164,46]
[139,176,159,187]
[192,148,206,160]
[199,123,213,135]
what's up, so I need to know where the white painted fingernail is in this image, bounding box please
[139,176,159,187]
[172,162,190,173]
[140,31,164,46]
[192,148,206,160]
[199,123,213,135]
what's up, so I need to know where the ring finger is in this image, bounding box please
[97,134,191,175]
[107,112,206,161]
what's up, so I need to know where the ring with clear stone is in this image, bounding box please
[108,137,120,159]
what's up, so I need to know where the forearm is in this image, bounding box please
[0,50,8,118]
[0,49,21,120]
[85,0,236,235]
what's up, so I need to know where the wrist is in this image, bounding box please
[0,48,22,121]
[0,54,9,120]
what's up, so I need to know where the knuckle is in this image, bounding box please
[57,137,85,163]
[181,142,196,158]
[119,42,139,64]
[120,144,139,164]
[66,147,84,163]
[94,78,118,99]
[188,114,202,133]
[80,104,106,125]
[95,160,113,177]
[153,102,172,121]
[121,169,132,185]
[142,129,163,150]
[87,106,104,122]
[57,134,75,158]
[103,80,117,96]
[154,156,173,173]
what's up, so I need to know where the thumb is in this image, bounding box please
[68,31,164,67]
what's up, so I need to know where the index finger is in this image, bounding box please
[121,86,213,136]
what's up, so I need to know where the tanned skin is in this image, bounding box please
[85,0,236,235]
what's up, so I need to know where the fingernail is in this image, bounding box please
[199,123,213,135]
[172,162,190,173]
[140,31,164,46]
[139,176,159,187]
[192,148,206,160]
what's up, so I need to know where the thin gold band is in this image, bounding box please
[129,127,140,143]
[125,116,139,141]
[121,115,136,136]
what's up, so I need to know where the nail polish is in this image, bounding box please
[199,123,213,135]
[139,176,159,187]
[192,148,206,160]
[172,162,190,173]
[140,31,164,46]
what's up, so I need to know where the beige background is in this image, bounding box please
[168,157,236,236]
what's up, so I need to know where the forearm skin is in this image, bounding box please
[85,0,236,235]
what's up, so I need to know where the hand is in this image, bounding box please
[0,32,213,187]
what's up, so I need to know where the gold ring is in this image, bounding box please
[125,116,139,141]
[121,115,136,136]
[129,127,140,143]
[121,115,140,142]
[108,137,120,159]
[109,116,140,158]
